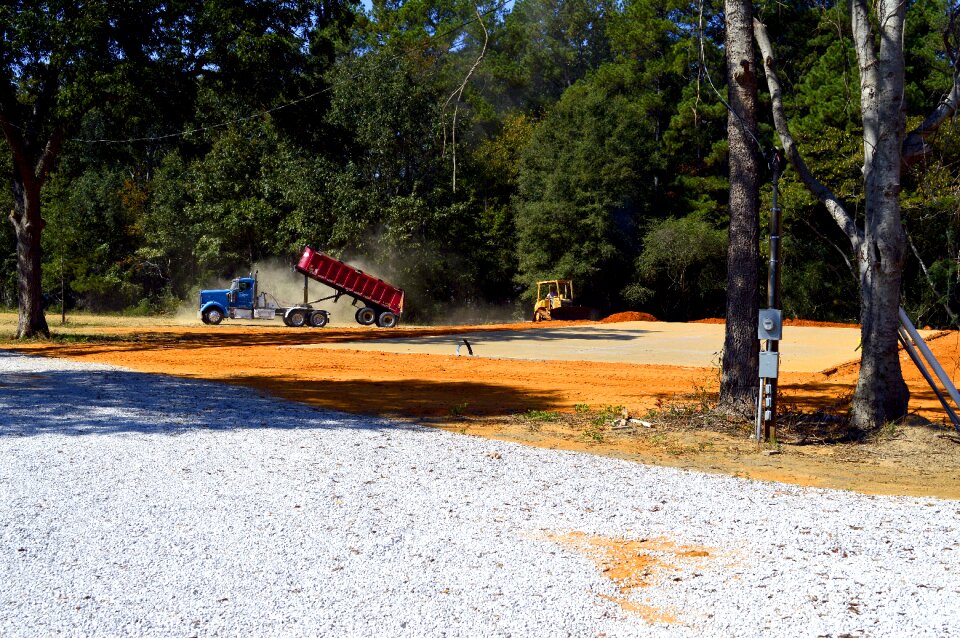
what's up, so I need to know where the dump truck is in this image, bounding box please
[198,246,404,328]
[532,279,594,321]
[295,246,404,328]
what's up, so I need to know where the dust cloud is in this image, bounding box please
[179,249,521,328]
[430,302,523,326]
[250,259,367,326]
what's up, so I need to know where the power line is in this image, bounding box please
[70,90,326,144]
[9,0,514,145]
[695,0,769,165]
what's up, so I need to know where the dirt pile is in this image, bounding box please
[601,311,658,323]
[691,317,859,328]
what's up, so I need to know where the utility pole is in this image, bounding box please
[756,150,784,442]
[60,253,66,326]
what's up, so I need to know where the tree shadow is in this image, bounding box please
[0,358,562,437]
[8,322,653,358]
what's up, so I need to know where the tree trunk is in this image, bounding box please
[719,0,761,414]
[849,0,909,431]
[9,177,49,339]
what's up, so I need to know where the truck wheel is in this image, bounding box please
[203,308,224,325]
[377,312,398,328]
[287,309,307,327]
[309,311,328,328]
[355,307,377,326]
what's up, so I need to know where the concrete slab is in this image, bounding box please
[293,321,876,373]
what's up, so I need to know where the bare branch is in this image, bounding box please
[905,226,959,325]
[753,18,863,253]
[442,6,489,193]
[35,128,64,185]
[851,0,884,174]
[945,2,959,67]
[798,216,857,282]
[0,111,37,191]
[902,82,960,166]
[902,3,960,167]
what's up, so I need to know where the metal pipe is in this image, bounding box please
[899,306,960,421]
[898,327,960,430]
[762,150,784,442]
[755,379,765,441]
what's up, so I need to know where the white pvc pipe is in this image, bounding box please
[899,306,960,412]
[898,327,960,428]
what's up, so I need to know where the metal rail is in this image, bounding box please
[899,307,960,434]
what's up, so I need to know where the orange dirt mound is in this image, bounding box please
[601,311,658,323]
[691,317,859,328]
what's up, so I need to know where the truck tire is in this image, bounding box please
[355,307,377,326]
[287,309,307,327]
[203,307,224,325]
[377,312,398,328]
[309,311,328,328]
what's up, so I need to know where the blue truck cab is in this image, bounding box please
[198,271,329,328]
[199,277,256,325]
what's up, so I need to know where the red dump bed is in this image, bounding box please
[296,246,404,315]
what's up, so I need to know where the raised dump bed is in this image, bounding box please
[296,246,405,328]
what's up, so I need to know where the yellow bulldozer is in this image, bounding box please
[532,279,595,321]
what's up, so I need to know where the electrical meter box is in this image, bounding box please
[759,351,780,378]
[758,308,783,341]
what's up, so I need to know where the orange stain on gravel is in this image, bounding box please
[545,531,716,624]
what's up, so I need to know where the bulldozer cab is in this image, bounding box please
[534,280,577,321]
[537,280,574,308]
[533,279,595,322]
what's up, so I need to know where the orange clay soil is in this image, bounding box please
[692,317,862,328]
[6,318,960,499]
[601,311,659,323]
[543,531,720,623]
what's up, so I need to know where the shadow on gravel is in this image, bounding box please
[222,374,561,418]
[0,365,421,437]
[0,356,560,437]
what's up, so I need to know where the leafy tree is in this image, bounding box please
[483,0,617,113]
[515,62,657,310]
[0,2,153,336]
[719,0,762,413]
[755,0,960,431]
[633,216,727,319]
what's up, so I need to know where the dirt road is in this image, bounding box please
[4,313,960,498]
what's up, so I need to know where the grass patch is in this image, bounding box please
[449,402,470,417]
[523,409,560,422]
[0,332,157,346]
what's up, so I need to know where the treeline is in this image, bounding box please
[2,0,958,325]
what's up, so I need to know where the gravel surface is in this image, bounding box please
[1,350,959,637]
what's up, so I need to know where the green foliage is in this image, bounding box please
[449,401,470,417]
[514,62,656,308]
[2,0,959,328]
[523,409,560,422]
[634,216,727,319]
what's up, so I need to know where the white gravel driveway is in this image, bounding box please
[1,351,958,637]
